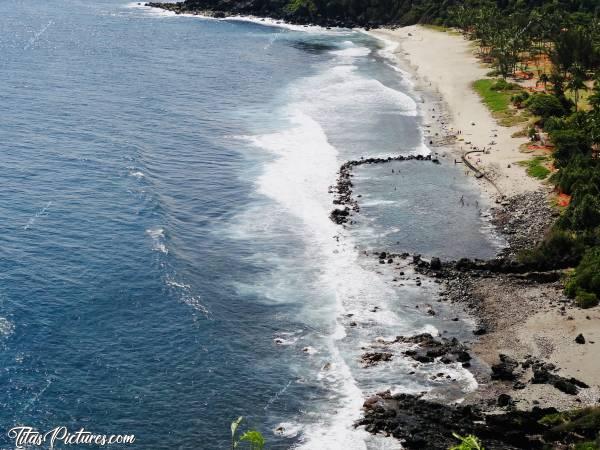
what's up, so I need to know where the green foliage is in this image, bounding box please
[449,433,485,450]
[525,93,566,118]
[589,76,600,113]
[239,431,266,450]
[473,79,514,112]
[566,248,600,298]
[550,128,590,167]
[231,417,265,450]
[511,91,529,107]
[491,79,519,91]
[551,156,598,194]
[540,407,600,440]
[284,0,317,15]
[575,441,600,450]
[575,290,599,308]
[551,28,598,74]
[517,156,550,179]
[562,194,600,230]
[518,229,585,269]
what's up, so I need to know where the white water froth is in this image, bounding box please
[274,421,303,438]
[146,226,168,254]
[235,47,477,445]
[293,64,418,119]
[243,109,409,449]
[0,317,15,338]
[330,45,372,57]
[165,276,211,317]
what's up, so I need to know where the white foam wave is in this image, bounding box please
[243,109,408,449]
[225,15,344,33]
[330,46,371,57]
[360,199,397,207]
[166,279,190,289]
[0,318,14,337]
[125,2,178,17]
[146,226,168,254]
[291,65,418,119]
[229,35,470,447]
[127,2,351,33]
[165,276,211,317]
[274,422,302,438]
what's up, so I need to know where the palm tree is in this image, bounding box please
[567,64,588,112]
[588,76,600,113]
[539,73,549,91]
[550,71,566,97]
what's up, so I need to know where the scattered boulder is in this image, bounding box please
[554,379,578,395]
[361,352,393,368]
[430,257,442,270]
[491,354,519,381]
[497,393,512,407]
[397,333,471,365]
[575,333,586,344]
[513,381,526,390]
[531,364,589,395]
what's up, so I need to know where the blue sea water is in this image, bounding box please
[0,2,500,449]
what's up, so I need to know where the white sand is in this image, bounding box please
[369,25,542,199]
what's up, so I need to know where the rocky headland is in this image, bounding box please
[145,1,378,28]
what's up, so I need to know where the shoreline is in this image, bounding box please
[357,25,600,448]
[368,25,544,202]
[132,6,597,446]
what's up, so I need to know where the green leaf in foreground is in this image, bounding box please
[240,430,266,450]
[449,433,485,450]
[231,416,243,449]
[230,417,266,449]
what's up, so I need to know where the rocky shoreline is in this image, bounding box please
[322,95,595,444]
[329,153,439,225]
[144,1,381,28]
[343,185,600,448]
[319,71,598,446]
[139,7,598,445]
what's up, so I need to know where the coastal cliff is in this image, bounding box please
[147,1,598,28]
[145,0,462,28]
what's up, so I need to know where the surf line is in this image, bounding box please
[329,153,440,225]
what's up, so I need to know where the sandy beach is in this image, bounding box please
[365,24,600,415]
[369,25,542,199]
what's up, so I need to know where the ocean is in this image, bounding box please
[0,1,500,448]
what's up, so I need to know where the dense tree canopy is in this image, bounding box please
[175,0,599,27]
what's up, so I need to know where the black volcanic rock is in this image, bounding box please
[491,354,519,381]
[357,392,555,449]
[397,333,471,365]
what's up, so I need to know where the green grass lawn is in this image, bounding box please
[473,79,513,112]
[517,156,551,179]
[473,79,531,126]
